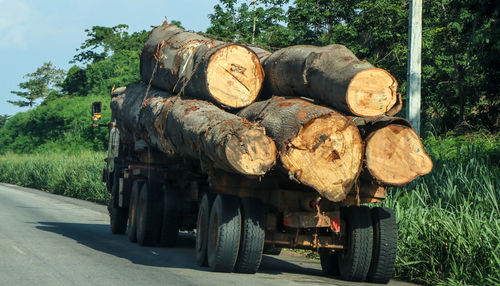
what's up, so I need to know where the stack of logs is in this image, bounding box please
[110,22,433,203]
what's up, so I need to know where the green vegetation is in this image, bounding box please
[207,0,499,134]
[383,136,500,285]
[0,152,108,204]
[8,62,65,108]
[0,24,144,154]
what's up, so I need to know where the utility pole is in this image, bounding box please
[252,0,257,44]
[407,0,422,134]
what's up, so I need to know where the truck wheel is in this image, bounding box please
[159,184,179,247]
[366,207,398,284]
[136,182,162,246]
[234,198,265,274]
[263,246,282,255]
[109,201,128,234]
[196,194,215,267]
[207,194,241,272]
[320,249,340,276]
[338,206,373,282]
[109,178,128,234]
[128,180,143,243]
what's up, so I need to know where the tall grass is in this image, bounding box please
[383,140,500,285]
[0,151,109,204]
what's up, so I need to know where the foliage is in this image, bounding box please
[72,24,148,65]
[0,115,9,129]
[9,62,66,108]
[0,95,110,154]
[1,24,148,153]
[62,24,148,97]
[206,0,292,47]
[0,152,108,204]
[206,0,500,134]
[382,139,500,285]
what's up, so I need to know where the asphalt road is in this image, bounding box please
[0,183,417,286]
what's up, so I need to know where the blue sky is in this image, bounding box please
[0,0,220,116]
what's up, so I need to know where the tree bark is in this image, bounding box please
[140,23,264,109]
[261,44,402,117]
[239,96,363,202]
[110,83,277,176]
[352,116,433,186]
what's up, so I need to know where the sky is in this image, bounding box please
[0,0,220,116]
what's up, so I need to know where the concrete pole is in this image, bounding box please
[252,0,257,44]
[407,0,422,134]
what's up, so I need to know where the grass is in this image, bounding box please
[0,135,498,285]
[0,151,109,204]
[383,141,499,285]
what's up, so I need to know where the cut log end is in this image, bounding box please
[365,124,433,186]
[281,114,363,202]
[207,45,264,108]
[225,128,277,176]
[347,68,398,117]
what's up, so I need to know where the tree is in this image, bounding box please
[9,62,66,108]
[206,0,291,47]
[170,20,184,29]
[0,115,9,129]
[72,25,148,65]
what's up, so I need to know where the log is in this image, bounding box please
[140,23,264,109]
[110,83,277,176]
[261,44,402,117]
[249,46,272,62]
[239,96,363,202]
[352,116,433,186]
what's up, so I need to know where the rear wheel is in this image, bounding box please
[196,194,215,267]
[110,201,128,234]
[109,174,128,234]
[320,249,340,276]
[159,184,179,247]
[234,198,265,274]
[136,182,162,246]
[127,180,143,243]
[207,194,241,272]
[338,206,373,282]
[366,207,398,284]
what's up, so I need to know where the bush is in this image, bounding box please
[0,152,108,204]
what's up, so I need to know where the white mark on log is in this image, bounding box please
[221,65,250,92]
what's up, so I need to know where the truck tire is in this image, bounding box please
[366,207,398,284]
[263,246,282,255]
[128,180,143,243]
[234,198,265,274]
[109,200,128,234]
[159,184,179,247]
[320,249,340,276]
[196,194,215,267]
[136,182,162,246]
[338,206,373,282]
[109,175,128,234]
[207,194,241,272]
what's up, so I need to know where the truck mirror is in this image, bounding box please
[92,101,102,122]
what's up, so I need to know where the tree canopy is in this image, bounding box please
[207,0,499,133]
[9,62,66,108]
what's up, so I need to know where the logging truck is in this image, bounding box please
[89,21,433,284]
[91,100,399,284]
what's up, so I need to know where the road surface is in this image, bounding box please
[0,183,416,286]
